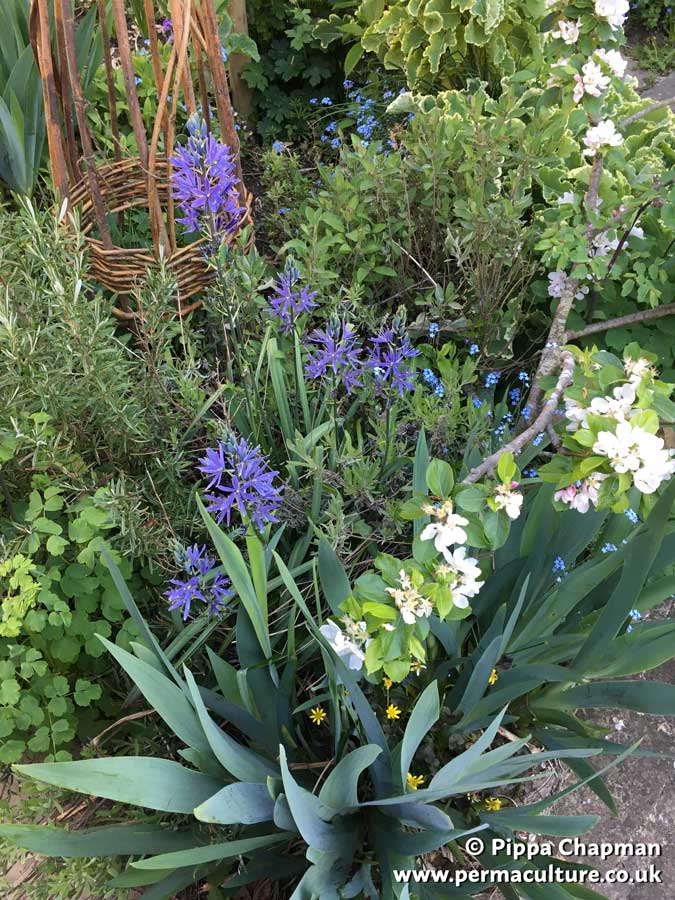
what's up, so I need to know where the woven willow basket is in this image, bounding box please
[70,158,254,316]
[30,0,252,319]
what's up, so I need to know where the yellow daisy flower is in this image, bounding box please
[488,668,499,686]
[309,706,327,726]
[485,797,502,811]
[383,676,393,690]
[407,772,425,790]
[386,703,402,721]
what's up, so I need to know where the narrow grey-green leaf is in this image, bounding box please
[183,667,277,783]
[131,832,292,870]
[15,758,222,814]
[193,783,275,825]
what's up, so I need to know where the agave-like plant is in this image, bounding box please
[1,497,661,900]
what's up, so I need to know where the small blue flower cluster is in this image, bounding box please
[626,608,642,633]
[422,368,445,398]
[509,387,521,405]
[484,371,501,389]
[532,432,545,447]
[523,467,538,478]
[552,555,567,582]
[165,544,233,621]
[625,508,639,524]
[469,343,480,356]
[428,322,439,339]
[601,542,618,554]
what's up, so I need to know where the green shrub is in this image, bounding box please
[243,0,347,138]
[629,0,674,32]
[315,0,546,91]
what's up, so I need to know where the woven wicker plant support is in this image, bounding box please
[29,0,253,316]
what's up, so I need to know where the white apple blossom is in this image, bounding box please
[624,356,655,384]
[420,501,469,553]
[547,271,589,301]
[583,119,623,157]
[593,421,675,492]
[436,547,484,608]
[385,569,433,623]
[595,48,628,79]
[591,230,620,257]
[595,0,630,29]
[573,60,610,104]
[494,483,524,520]
[564,397,589,432]
[320,619,368,670]
[588,382,637,419]
[554,473,608,513]
[552,19,581,44]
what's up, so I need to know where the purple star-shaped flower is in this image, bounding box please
[365,327,417,396]
[266,263,317,333]
[304,320,363,394]
[170,115,244,243]
[198,435,284,531]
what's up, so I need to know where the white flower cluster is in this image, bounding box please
[385,569,433,624]
[419,499,487,607]
[573,59,610,103]
[420,500,469,556]
[583,119,623,156]
[320,616,370,670]
[436,548,484,607]
[494,482,524,519]
[593,422,675,493]
[594,0,629,30]
[564,356,675,496]
[548,271,589,301]
[595,48,627,78]
[555,472,607,512]
[552,19,580,44]
[565,382,637,431]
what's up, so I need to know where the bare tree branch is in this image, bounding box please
[620,97,675,128]
[585,156,604,217]
[392,240,440,290]
[463,350,575,484]
[566,303,675,340]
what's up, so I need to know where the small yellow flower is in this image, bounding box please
[386,703,402,721]
[410,661,427,675]
[488,668,499,686]
[485,797,502,811]
[309,706,327,726]
[383,676,393,690]
[407,772,425,790]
